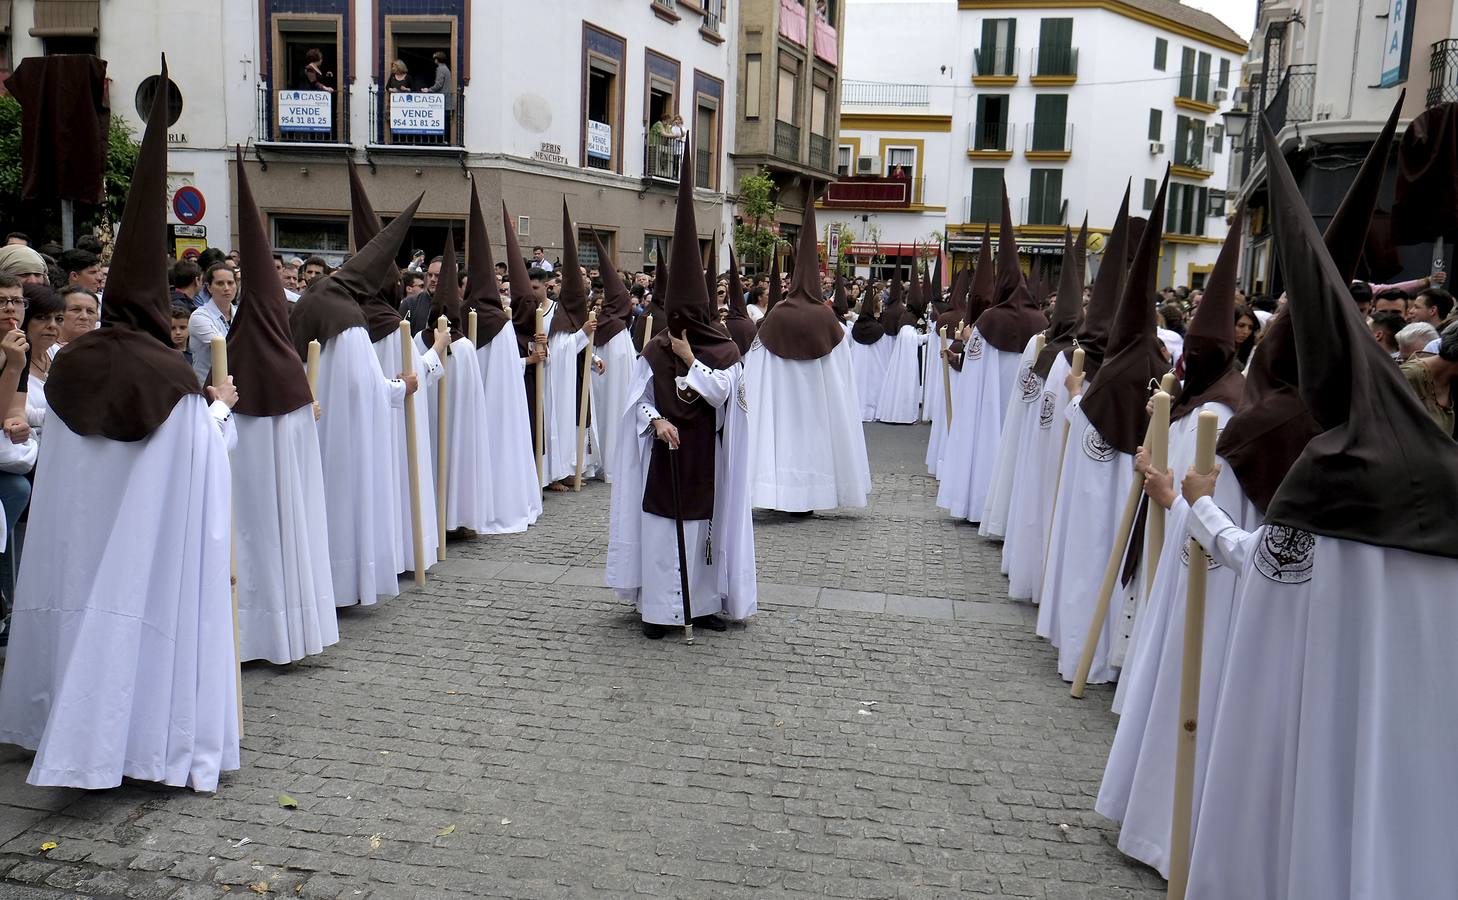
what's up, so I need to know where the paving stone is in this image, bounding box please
[818,589,886,613]
[883,594,955,619]
[756,582,820,607]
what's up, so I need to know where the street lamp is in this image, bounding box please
[1222,107,1250,152]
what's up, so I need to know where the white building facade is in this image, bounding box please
[1,0,737,270]
[820,0,1246,289]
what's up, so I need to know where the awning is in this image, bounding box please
[29,0,99,37]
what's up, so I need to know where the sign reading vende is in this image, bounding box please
[390,92,446,135]
[586,120,612,160]
[277,91,333,133]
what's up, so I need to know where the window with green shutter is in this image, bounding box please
[1148,109,1162,142]
[1037,18,1075,77]
[1175,115,1205,167]
[1154,37,1168,71]
[1031,94,1068,151]
[975,95,1011,150]
[978,19,1016,76]
[1143,178,1157,211]
[970,168,1003,223]
[1179,47,1196,99]
[1028,169,1064,225]
[1196,52,1212,102]
[1218,58,1231,89]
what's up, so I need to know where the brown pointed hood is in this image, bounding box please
[549,198,589,336]
[227,144,313,418]
[1258,114,1458,558]
[703,236,719,307]
[642,128,739,371]
[590,230,632,348]
[346,157,409,343]
[928,250,945,314]
[830,271,850,319]
[851,276,886,345]
[1216,105,1397,513]
[465,176,510,347]
[503,201,540,355]
[1074,183,1134,382]
[1079,169,1170,456]
[879,270,906,333]
[1170,205,1245,420]
[974,183,1048,352]
[906,246,926,319]
[723,246,758,353]
[756,189,846,359]
[1330,94,1404,280]
[1032,217,1088,379]
[966,226,996,325]
[429,227,464,343]
[47,55,204,442]
[294,193,421,358]
[632,245,668,351]
[935,265,970,334]
[765,250,783,312]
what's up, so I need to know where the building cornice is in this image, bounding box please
[839,113,954,133]
[955,1,1249,55]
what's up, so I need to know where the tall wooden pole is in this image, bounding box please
[435,316,449,560]
[1144,390,1172,597]
[210,336,243,735]
[399,321,427,586]
[534,307,546,488]
[1166,410,1220,899]
[574,310,596,491]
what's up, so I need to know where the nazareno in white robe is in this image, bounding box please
[605,357,756,626]
[744,337,871,512]
[920,327,942,424]
[849,335,891,422]
[874,325,926,424]
[374,332,441,572]
[935,329,1021,521]
[1037,397,1138,684]
[417,333,495,533]
[1096,407,1257,878]
[474,325,542,534]
[323,326,407,605]
[979,334,1044,539]
[1182,514,1458,900]
[541,306,600,485]
[1002,352,1073,602]
[925,346,963,476]
[590,328,636,484]
[0,396,240,791]
[234,404,339,665]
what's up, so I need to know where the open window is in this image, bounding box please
[694,70,724,190]
[645,49,682,180]
[270,14,344,143]
[381,16,458,146]
[582,23,625,173]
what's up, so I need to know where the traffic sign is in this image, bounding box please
[173,186,206,225]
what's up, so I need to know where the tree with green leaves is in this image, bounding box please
[0,94,140,244]
[732,167,785,272]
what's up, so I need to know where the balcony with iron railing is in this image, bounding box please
[1031,45,1078,82]
[1022,195,1068,227]
[774,120,802,162]
[841,80,930,107]
[823,176,924,209]
[968,119,1014,156]
[1241,63,1316,181]
[645,135,685,183]
[974,47,1018,82]
[809,133,833,171]
[1428,38,1458,107]
[695,145,713,187]
[368,84,464,148]
[256,81,351,146]
[1026,121,1073,157]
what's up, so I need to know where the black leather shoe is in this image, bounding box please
[692,615,728,632]
[642,622,668,639]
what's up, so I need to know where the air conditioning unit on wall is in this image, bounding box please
[1149,141,1165,155]
[1213,88,1229,103]
[855,155,880,175]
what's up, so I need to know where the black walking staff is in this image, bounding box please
[667,444,695,644]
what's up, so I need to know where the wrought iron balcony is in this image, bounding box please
[1428,38,1458,108]
[1026,121,1073,153]
[774,121,802,162]
[809,133,832,171]
[969,119,1014,152]
[823,176,923,209]
[257,81,350,146]
[974,46,1017,78]
[1032,46,1078,79]
[841,80,929,107]
[368,83,464,148]
[1022,195,1068,227]
[645,135,685,182]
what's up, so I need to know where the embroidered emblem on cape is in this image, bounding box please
[1254,526,1315,584]
[967,333,983,360]
[1038,392,1056,428]
[1181,541,1221,571]
[1019,367,1041,402]
[736,379,748,414]
[1082,424,1115,462]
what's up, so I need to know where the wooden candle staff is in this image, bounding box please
[534,307,546,487]
[305,340,321,397]
[1070,395,1167,698]
[435,316,449,560]
[1144,389,1172,597]
[399,320,426,587]
[1166,410,1219,900]
[574,310,596,491]
[210,336,243,734]
[939,327,954,425]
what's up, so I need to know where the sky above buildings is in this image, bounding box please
[1183,0,1258,38]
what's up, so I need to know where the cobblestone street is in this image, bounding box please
[0,425,1164,899]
